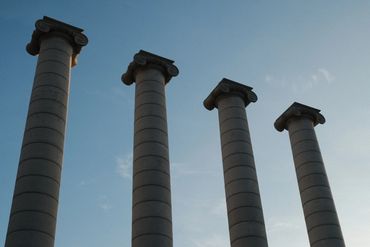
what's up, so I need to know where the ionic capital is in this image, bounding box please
[121,50,179,85]
[203,78,257,111]
[274,102,326,132]
[26,16,88,66]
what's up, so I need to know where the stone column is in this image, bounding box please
[122,50,179,247]
[5,16,88,247]
[274,102,345,247]
[204,78,268,247]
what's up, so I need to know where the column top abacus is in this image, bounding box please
[122,50,179,85]
[274,102,326,132]
[26,16,88,66]
[203,78,257,111]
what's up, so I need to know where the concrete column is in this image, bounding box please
[122,50,179,247]
[274,102,345,247]
[5,16,88,247]
[204,78,268,247]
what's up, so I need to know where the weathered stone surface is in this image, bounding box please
[123,50,178,247]
[204,79,268,247]
[275,102,345,247]
[5,16,87,247]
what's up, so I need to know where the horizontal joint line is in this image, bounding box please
[135,102,165,110]
[41,47,71,57]
[231,235,267,244]
[305,209,338,220]
[13,191,58,202]
[289,128,314,138]
[303,197,334,207]
[225,177,258,186]
[132,232,172,241]
[311,237,344,246]
[136,89,165,99]
[223,151,254,161]
[308,223,341,233]
[224,164,256,174]
[228,205,263,215]
[27,111,66,123]
[135,114,166,123]
[35,71,68,81]
[222,140,251,149]
[218,106,245,114]
[221,128,250,137]
[132,216,172,225]
[227,191,261,201]
[220,116,247,126]
[134,127,168,136]
[25,126,65,138]
[134,140,168,150]
[30,97,67,109]
[298,172,327,183]
[33,84,68,95]
[133,199,171,208]
[300,184,330,194]
[229,220,265,230]
[295,160,323,170]
[37,59,69,69]
[133,184,170,193]
[19,157,62,169]
[291,138,317,146]
[6,228,55,239]
[134,154,169,163]
[10,209,57,220]
[22,141,64,153]
[134,169,170,178]
[16,174,60,185]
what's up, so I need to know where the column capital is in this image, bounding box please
[121,50,179,85]
[203,78,257,111]
[26,16,88,66]
[274,102,326,132]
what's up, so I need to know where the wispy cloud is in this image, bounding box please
[269,219,301,233]
[98,195,112,211]
[264,68,335,92]
[210,199,227,217]
[193,234,229,247]
[172,162,218,177]
[317,68,335,83]
[116,154,132,179]
[84,86,134,106]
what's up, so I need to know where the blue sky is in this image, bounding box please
[1,1,370,246]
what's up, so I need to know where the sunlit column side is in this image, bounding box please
[5,16,88,247]
[122,50,179,247]
[204,79,269,247]
[275,102,345,247]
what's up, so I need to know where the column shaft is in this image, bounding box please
[217,96,268,247]
[5,36,72,247]
[288,118,345,247]
[132,68,172,247]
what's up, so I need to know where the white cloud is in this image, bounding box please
[193,234,229,247]
[99,203,112,211]
[318,68,335,83]
[269,219,301,233]
[98,195,113,211]
[116,154,132,179]
[210,200,227,217]
[171,162,218,177]
[264,68,335,92]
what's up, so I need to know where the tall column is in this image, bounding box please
[5,16,88,247]
[204,79,268,247]
[122,50,179,247]
[274,102,345,247]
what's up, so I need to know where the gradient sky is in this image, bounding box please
[1,1,370,246]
